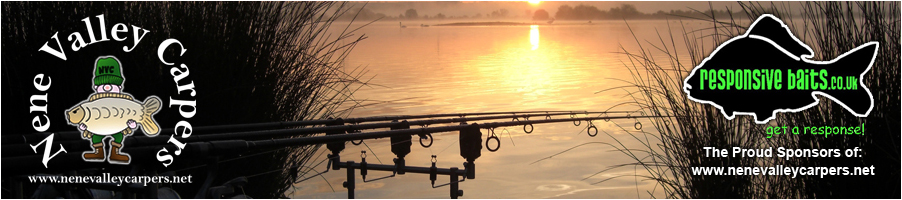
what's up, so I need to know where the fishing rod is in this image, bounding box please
[3,110,605,145]
[2,111,639,155]
[4,115,668,175]
[5,114,670,199]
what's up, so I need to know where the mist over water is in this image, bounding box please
[348,1,741,19]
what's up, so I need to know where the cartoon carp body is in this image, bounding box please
[67,94,162,136]
[683,14,876,123]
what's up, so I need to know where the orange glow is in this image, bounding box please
[530,25,539,50]
[528,1,541,5]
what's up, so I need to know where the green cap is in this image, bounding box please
[93,57,124,86]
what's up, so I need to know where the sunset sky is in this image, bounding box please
[356,1,743,17]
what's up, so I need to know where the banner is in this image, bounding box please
[3,1,898,199]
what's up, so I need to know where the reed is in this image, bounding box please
[596,2,898,198]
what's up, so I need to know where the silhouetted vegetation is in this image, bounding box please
[600,1,899,198]
[2,2,370,198]
[341,8,389,21]
[337,3,743,21]
[533,9,550,21]
[555,4,740,20]
[770,2,900,198]
[490,9,511,18]
[404,8,419,19]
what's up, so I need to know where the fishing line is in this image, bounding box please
[288,154,338,192]
[246,168,283,178]
[223,149,284,162]
[420,134,434,148]
[390,139,413,146]
[574,125,591,135]
[298,144,360,179]
[243,159,336,192]
[280,158,337,193]
[297,156,330,178]
[298,146,330,176]
[300,142,362,177]
[172,147,288,172]
[360,141,383,164]
[499,128,515,146]
[294,167,335,193]
[435,138,459,156]
[529,142,608,165]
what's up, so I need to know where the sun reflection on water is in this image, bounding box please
[530,25,540,50]
[465,24,582,105]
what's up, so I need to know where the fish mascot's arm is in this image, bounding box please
[124,120,137,135]
[78,124,92,138]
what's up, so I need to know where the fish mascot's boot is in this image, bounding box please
[83,143,105,161]
[108,142,131,164]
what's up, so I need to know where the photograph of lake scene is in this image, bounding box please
[2,1,898,199]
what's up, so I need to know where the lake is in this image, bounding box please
[289,19,708,198]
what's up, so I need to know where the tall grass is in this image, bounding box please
[2,2,371,198]
[598,2,898,198]
[772,2,900,198]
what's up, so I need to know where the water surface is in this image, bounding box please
[290,19,703,199]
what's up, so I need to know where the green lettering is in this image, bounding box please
[708,69,717,90]
[788,69,796,90]
[773,70,782,90]
[699,69,706,90]
[717,69,725,90]
[753,69,761,90]
[726,70,734,90]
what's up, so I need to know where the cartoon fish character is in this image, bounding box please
[683,14,877,123]
[66,94,161,136]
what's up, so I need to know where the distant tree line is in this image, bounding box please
[340,4,744,21]
[547,4,741,20]
[339,8,513,21]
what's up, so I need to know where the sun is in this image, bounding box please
[528,1,541,5]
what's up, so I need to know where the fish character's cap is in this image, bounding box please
[747,15,813,59]
[94,56,124,86]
